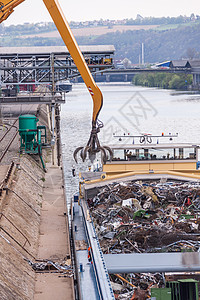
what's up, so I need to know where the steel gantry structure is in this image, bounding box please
[0,45,115,86]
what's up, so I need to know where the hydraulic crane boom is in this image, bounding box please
[43,0,103,125]
[0,0,25,23]
[0,0,113,163]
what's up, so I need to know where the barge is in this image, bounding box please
[72,142,200,299]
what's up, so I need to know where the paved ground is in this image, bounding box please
[34,164,74,300]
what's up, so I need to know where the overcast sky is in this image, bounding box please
[3,0,200,26]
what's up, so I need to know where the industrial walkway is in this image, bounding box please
[34,163,74,300]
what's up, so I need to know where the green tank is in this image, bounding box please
[19,114,38,142]
[18,114,46,171]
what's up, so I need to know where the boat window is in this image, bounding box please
[126,149,145,161]
[178,148,184,159]
[111,147,196,161]
[183,148,196,159]
[148,148,174,160]
[112,149,126,160]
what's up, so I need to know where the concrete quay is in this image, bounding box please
[0,103,74,300]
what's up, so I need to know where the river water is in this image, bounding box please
[61,83,200,205]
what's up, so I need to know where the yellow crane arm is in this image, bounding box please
[43,0,103,125]
[0,0,113,163]
[0,0,25,22]
[0,0,103,125]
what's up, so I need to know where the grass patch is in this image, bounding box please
[156,21,200,31]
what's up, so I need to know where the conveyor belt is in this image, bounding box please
[71,197,114,300]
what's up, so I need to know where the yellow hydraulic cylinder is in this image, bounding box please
[43,0,103,124]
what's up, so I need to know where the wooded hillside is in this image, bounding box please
[0,16,200,64]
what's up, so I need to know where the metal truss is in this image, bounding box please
[0,48,114,86]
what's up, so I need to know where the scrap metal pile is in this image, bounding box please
[27,259,73,277]
[87,179,200,298]
[109,272,165,299]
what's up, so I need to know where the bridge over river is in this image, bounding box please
[94,60,200,88]
[0,45,200,89]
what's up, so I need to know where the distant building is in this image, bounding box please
[170,60,191,68]
[155,60,192,69]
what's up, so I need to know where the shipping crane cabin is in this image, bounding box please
[0,0,113,164]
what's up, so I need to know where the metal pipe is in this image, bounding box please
[105,252,200,274]
[9,189,40,216]
[51,104,56,166]
[51,104,55,143]
[19,165,43,188]
[0,226,35,259]
[0,213,31,246]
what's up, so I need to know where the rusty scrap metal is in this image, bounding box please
[115,274,136,288]
[27,259,74,276]
[88,180,200,254]
[87,179,200,298]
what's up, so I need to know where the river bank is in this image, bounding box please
[0,104,74,299]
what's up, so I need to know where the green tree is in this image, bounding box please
[133,73,193,90]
